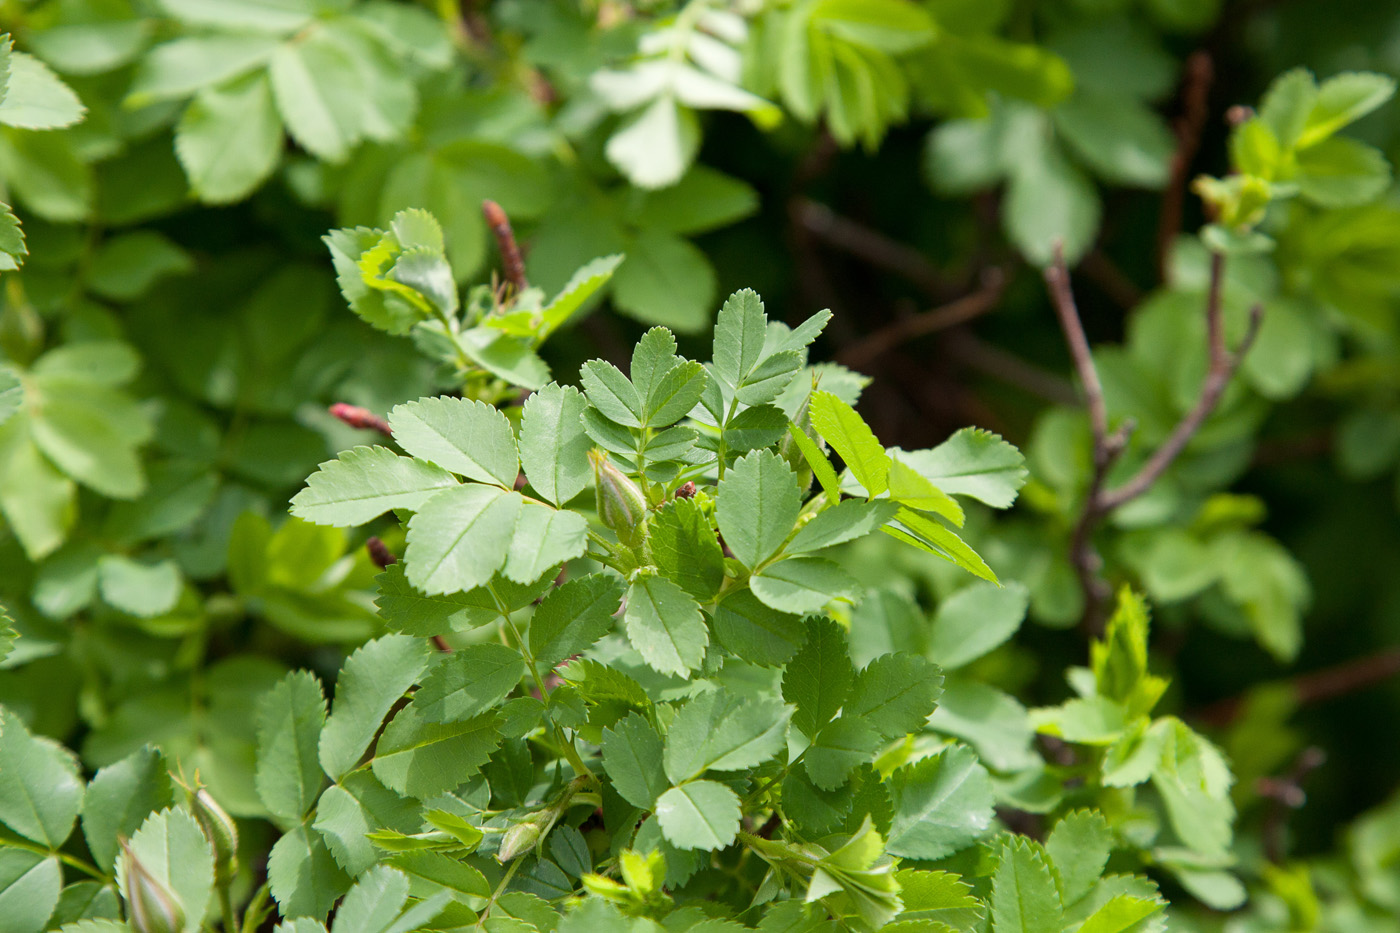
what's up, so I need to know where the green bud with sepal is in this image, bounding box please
[591,449,649,549]
[178,775,239,884]
[120,837,184,933]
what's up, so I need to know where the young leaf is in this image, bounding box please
[403,485,521,595]
[895,869,986,928]
[410,645,524,723]
[809,391,891,496]
[529,574,625,668]
[519,384,591,506]
[713,288,769,391]
[886,745,994,860]
[655,781,741,852]
[580,360,644,427]
[388,397,519,488]
[665,689,789,783]
[267,825,350,922]
[0,848,60,933]
[716,449,802,569]
[989,837,1064,933]
[886,508,998,583]
[291,447,458,528]
[601,713,668,810]
[319,636,433,781]
[896,428,1027,508]
[329,865,409,933]
[0,706,84,847]
[255,670,327,822]
[1075,895,1164,933]
[887,458,964,526]
[623,572,708,677]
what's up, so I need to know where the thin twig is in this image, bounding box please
[794,198,949,299]
[1043,244,1262,629]
[1258,747,1326,863]
[330,403,391,436]
[1196,647,1400,726]
[838,269,1005,370]
[943,331,1080,406]
[1156,52,1214,280]
[482,200,528,293]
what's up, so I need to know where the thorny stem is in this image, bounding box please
[1043,243,1263,631]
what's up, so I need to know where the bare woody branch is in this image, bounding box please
[838,268,1006,370]
[1043,243,1263,630]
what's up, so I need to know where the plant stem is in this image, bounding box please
[219,884,237,933]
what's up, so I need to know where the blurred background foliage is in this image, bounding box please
[3,0,1400,928]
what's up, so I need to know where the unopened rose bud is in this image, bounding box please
[120,838,184,933]
[675,481,697,500]
[188,787,239,884]
[329,403,391,436]
[590,450,648,548]
[498,811,551,863]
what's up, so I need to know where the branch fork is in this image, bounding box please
[1044,243,1263,629]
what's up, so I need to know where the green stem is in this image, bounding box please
[239,882,271,933]
[219,884,236,933]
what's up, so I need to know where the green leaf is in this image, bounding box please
[403,485,521,595]
[787,499,900,554]
[1005,146,1100,267]
[255,670,327,822]
[785,422,842,501]
[601,713,668,809]
[0,52,84,129]
[1045,810,1113,906]
[886,745,994,860]
[319,636,432,781]
[1151,719,1234,858]
[927,581,1029,670]
[1054,94,1174,188]
[329,865,408,933]
[1258,67,1317,149]
[716,449,803,569]
[612,231,716,334]
[127,34,279,103]
[268,35,362,163]
[804,717,883,790]
[665,689,790,782]
[388,397,519,488]
[751,556,861,614]
[291,447,458,528]
[988,837,1063,933]
[623,572,708,677]
[27,394,144,500]
[1075,895,1164,933]
[175,72,283,204]
[783,617,854,737]
[896,869,985,929]
[655,781,741,851]
[580,360,644,428]
[1295,136,1391,207]
[847,653,944,739]
[648,497,724,601]
[519,384,592,506]
[374,564,496,636]
[713,288,770,392]
[0,705,84,847]
[710,588,806,667]
[117,808,215,933]
[928,679,1037,773]
[384,849,488,900]
[529,574,625,668]
[371,707,500,798]
[887,458,965,526]
[314,778,410,878]
[411,645,523,723]
[631,166,760,236]
[538,254,625,339]
[809,391,891,496]
[1298,71,1396,148]
[0,848,61,933]
[268,824,350,922]
[96,555,181,618]
[500,501,587,585]
[0,202,25,272]
[81,747,173,875]
[886,509,998,584]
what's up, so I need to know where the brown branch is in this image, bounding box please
[1195,647,1400,727]
[330,403,392,436]
[482,200,528,293]
[837,269,1005,370]
[365,536,451,652]
[1156,52,1214,280]
[1043,244,1262,630]
[793,198,950,299]
[1258,747,1326,863]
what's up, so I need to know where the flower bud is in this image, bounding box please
[498,810,551,863]
[120,838,184,933]
[188,787,240,884]
[590,450,648,548]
